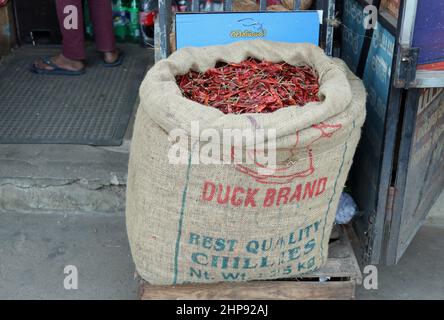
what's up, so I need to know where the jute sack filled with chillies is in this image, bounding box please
[127,40,366,285]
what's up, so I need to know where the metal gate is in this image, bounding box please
[343,0,444,265]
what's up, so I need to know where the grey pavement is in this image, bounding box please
[356,225,444,299]
[0,213,137,299]
[357,190,444,299]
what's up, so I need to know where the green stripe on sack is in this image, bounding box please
[173,146,194,284]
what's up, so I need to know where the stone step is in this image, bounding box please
[0,143,129,216]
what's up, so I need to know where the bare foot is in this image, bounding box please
[103,50,120,64]
[33,54,85,71]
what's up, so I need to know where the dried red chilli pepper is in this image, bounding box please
[176,58,320,114]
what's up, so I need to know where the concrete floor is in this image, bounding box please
[0,192,443,299]
[356,190,444,299]
[0,213,137,299]
[356,225,444,299]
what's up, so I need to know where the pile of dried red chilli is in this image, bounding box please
[176,58,320,114]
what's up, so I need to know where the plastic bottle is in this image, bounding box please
[113,0,128,42]
[139,0,157,47]
[127,0,141,42]
[177,0,187,12]
[84,0,94,39]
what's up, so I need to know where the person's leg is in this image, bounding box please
[33,0,85,72]
[89,0,120,64]
[57,0,86,60]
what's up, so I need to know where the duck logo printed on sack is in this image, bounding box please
[234,122,342,185]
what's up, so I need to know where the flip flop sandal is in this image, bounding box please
[101,51,125,67]
[30,57,86,76]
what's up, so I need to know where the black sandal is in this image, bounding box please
[30,57,86,76]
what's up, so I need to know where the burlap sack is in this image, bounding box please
[282,0,313,10]
[127,40,366,285]
[233,0,259,11]
[267,4,289,11]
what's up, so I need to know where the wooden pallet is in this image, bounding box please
[138,226,362,300]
